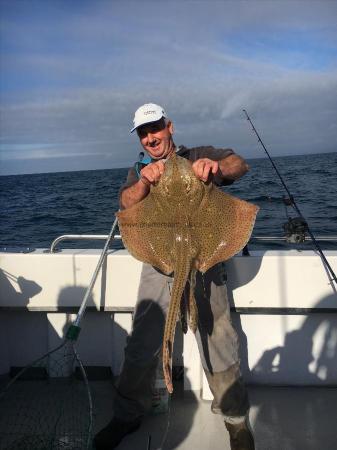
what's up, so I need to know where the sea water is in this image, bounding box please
[1,152,336,250]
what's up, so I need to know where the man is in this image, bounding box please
[94,104,255,449]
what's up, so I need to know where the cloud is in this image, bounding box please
[1,0,337,174]
[1,69,336,165]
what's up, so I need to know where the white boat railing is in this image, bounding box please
[48,234,337,253]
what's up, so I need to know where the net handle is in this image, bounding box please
[73,217,119,327]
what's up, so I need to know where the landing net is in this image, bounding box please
[0,340,93,450]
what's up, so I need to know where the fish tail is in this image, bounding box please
[188,269,198,333]
[180,294,188,334]
[162,244,191,394]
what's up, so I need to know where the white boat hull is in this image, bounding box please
[1,249,336,398]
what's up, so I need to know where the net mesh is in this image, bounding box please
[0,340,93,450]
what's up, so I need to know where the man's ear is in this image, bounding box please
[168,120,174,135]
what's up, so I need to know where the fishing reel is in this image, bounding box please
[281,195,308,243]
[282,217,308,243]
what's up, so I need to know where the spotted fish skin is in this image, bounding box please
[162,227,193,393]
[160,155,201,393]
[188,269,198,333]
[117,153,259,393]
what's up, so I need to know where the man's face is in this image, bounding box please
[137,118,174,160]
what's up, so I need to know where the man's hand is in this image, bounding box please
[192,158,220,182]
[139,160,165,186]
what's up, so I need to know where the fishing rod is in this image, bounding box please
[243,108,337,286]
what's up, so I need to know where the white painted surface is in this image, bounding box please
[1,249,336,310]
[183,329,203,391]
[111,313,133,374]
[226,250,336,309]
[1,249,336,392]
[202,311,337,400]
[0,249,143,310]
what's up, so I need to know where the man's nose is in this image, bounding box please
[147,132,155,143]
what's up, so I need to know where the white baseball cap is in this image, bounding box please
[130,103,167,133]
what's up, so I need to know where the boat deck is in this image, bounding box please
[92,381,337,450]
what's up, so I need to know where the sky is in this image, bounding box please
[0,0,337,175]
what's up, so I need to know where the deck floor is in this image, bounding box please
[92,381,337,450]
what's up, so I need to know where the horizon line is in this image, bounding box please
[1,150,336,178]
